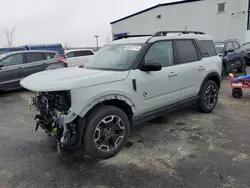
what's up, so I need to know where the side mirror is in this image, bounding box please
[140,60,162,72]
[226,48,235,53]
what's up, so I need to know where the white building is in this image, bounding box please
[111,0,250,44]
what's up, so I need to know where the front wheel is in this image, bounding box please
[82,105,130,159]
[197,80,219,113]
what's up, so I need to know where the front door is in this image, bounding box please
[225,42,238,70]
[131,41,181,115]
[0,53,24,90]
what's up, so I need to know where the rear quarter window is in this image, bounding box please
[198,40,217,57]
[86,50,94,55]
[73,50,94,57]
[43,52,56,60]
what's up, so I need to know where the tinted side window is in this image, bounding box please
[199,40,217,57]
[43,52,56,60]
[73,51,86,57]
[145,41,173,67]
[175,40,199,63]
[232,42,240,49]
[226,42,234,51]
[0,54,23,66]
[25,53,44,63]
[86,50,94,55]
[66,51,74,58]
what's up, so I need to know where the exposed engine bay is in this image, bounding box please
[30,91,80,152]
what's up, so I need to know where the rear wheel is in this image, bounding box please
[82,105,130,159]
[232,88,243,98]
[197,80,219,113]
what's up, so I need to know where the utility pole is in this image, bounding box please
[94,35,99,51]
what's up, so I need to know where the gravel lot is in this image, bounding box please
[1,71,250,188]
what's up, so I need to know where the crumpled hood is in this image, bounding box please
[20,67,129,92]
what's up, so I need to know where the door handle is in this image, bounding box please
[168,72,178,77]
[198,66,205,71]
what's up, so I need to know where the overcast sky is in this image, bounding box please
[0,0,182,48]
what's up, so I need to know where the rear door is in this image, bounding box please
[21,52,46,78]
[174,39,204,100]
[0,53,24,89]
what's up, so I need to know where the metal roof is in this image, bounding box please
[110,0,201,24]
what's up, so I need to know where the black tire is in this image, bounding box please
[232,88,243,98]
[82,105,130,159]
[197,80,219,113]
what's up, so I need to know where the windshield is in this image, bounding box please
[84,44,143,70]
[214,42,225,53]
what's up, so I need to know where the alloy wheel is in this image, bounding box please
[204,85,217,109]
[94,115,125,152]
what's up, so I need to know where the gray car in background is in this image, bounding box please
[0,50,67,91]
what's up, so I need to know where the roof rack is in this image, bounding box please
[225,38,237,41]
[153,31,205,36]
[114,34,152,40]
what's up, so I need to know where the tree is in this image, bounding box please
[4,26,16,47]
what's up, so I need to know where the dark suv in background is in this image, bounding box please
[0,50,67,91]
[243,42,250,64]
[214,39,246,77]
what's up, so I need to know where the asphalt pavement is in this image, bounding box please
[1,73,250,188]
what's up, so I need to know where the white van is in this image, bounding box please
[65,49,95,67]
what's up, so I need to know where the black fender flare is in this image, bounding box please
[199,72,221,94]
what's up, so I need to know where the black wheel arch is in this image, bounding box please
[199,72,221,94]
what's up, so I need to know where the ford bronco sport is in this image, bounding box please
[20,31,222,159]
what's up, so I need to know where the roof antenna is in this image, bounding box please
[184,26,188,31]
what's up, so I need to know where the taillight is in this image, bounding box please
[58,56,67,67]
[58,57,66,63]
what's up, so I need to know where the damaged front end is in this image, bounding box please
[29,91,80,153]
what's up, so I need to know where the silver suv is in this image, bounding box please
[21,31,222,159]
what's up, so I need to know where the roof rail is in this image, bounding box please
[225,38,237,41]
[153,31,205,36]
[114,34,152,40]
